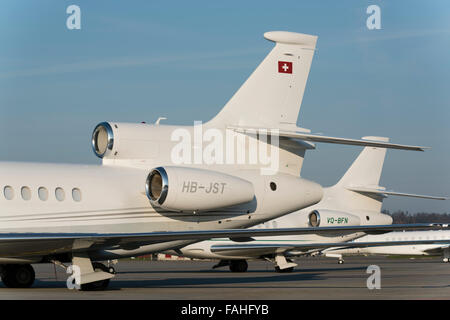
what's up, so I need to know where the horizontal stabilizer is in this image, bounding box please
[348,186,448,200]
[227,126,429,151]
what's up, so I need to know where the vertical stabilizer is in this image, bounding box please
[336,136,389,189]
[327,137,389,213]
[208,31,317,129]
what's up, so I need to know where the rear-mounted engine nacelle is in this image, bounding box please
[308,210,360,227]
[145,166,255,212]
[92,122,114,158]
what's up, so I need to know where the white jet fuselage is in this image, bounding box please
[174,188,393,260]
[327,230,450,256]
[0,124,323,258]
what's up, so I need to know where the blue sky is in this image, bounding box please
[0,1,449,213]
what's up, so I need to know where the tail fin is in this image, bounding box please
[209,31,317,129]
[323,137,445,215]
[329,137,389,213]
[335,136,389,189]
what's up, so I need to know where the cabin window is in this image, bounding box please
[55,187,65,201]
[3,186,14,200]
[38,187,48,201]
[21,186,31,200]
[270,182,277,191]
[72,188,82,202]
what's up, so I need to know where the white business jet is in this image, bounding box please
[172,142,446,272]
[321,230,450,263]
[0,31,440,290]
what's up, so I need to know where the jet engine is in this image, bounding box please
[91,121,163,160]
[308,210,361,227]
[145,166,255,212]
[92,122,114,158]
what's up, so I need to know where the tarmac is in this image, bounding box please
[0,256,449,299]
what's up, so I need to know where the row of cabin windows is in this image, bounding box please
[386,236,446,241]
[2,186,82,202]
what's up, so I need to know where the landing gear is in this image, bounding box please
[229,260,248,272]
[80,262,114,291]
[325,253,344,264]
[67,253,115,291]
[212,260,230,269]
[273,255,297,272]
[0,264,35,288]
[443,248,450,263]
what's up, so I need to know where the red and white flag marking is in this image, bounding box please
[278,61,292,74]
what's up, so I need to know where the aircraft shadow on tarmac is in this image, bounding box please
[0,265,367,290]
[2,265,449,291]
[115,266,366,274]
[96,272,326,289]
[16,267,368,290]
[1,270,326,290]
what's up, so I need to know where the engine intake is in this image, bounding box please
[145,166,255,212]
[92,122,114,158]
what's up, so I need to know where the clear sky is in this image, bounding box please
[0,1,448,213]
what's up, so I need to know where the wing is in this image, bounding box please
[0,224,447,258]
[209,239,450,257]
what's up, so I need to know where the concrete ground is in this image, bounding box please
[0,256,449,299]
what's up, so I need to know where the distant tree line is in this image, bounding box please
[382,210,450,224]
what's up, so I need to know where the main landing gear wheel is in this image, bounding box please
[0,264,35,288]
[229,260,248,272]
[108,266,116,274]
[338,259,345,264]
[80,262,113,291]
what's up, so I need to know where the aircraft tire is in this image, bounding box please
[0,264,35,288]
[229,260,248,272]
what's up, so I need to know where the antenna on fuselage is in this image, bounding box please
[155,117,167,125]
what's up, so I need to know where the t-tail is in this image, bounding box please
[208,31,317,129]
[327,137,447,214]
[205,31,428,177]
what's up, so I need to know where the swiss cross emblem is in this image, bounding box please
[278,61,292,74]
